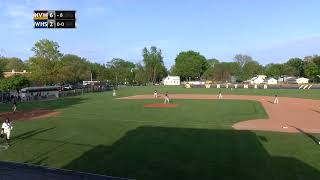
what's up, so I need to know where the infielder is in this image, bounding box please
[274,94,279,104]
[1,118,13,146]
[164,92,170,104]
[218,90,222,100]
[154,90,158,98]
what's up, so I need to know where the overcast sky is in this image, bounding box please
[1,0,320,68]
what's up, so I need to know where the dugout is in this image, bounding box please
[20,86,61,101]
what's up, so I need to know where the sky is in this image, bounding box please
[0,0,320,68]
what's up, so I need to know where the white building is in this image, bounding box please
[296,77,309,84]
[266,78,277,85]
[188,81,205,85]
[3,69,29,78]
[246,75,267,84]
[278,77,309,84]
[163,76,180,85]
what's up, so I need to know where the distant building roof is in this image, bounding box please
[297,77,309,80]
[3,69,29,78]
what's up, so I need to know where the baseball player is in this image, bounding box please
[1,118,13,146]
[218,89,222,100]
[112,89,116,97]
[154,90,158,98]
[12,100,17,113]
[274,94,279,104]
[164,92,170,104]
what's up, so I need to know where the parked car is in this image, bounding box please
[63,84,73,91]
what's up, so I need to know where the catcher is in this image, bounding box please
[1,118,13,146]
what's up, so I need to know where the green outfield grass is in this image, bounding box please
[0,87,319,180]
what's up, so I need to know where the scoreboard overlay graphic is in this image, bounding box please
[34,10,76,29]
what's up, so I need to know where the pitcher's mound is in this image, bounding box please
[144,103,178,108]
[0,109,60,121]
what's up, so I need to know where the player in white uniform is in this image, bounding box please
[154,90,158,98]
[1,118,13,146]
[164,92,170,104]
[273,94,279,104]
[112,89,116,97]
[218,89,222,100]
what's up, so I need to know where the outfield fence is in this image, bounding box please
[0,86,113,103]
[186,83,320,89]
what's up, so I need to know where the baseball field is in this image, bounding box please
[0,86,320,180]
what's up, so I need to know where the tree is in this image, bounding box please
[106,58,135,85]
[265,63,296,78]
[311,56,320,70]
[201,67,214,80]
[0,57,27,71]
[304,61,319,81]
[31,39,62,61]
[174,50,208,81]
[0,75,30,92]
[89,63,108,81]
[134,63,147,85]
[28,39,63,85]
[0,63,3,79]
[286,58,304,77]
[206,58,220,68]
[205,62,241,82]
[239,61,264,81]
[142,46,167,83]
[211,63,231,82]
[234,54,253,68]
[58,54,91,83]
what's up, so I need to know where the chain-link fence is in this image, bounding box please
[0,86,113,103]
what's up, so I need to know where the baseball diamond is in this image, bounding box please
[2,1,320,179]
[0,87,319,180]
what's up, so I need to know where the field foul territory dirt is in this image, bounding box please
[0,109,60,121]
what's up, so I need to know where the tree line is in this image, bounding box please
[1,39,320,92]
[0,39,168,91]
[171,52,320,82]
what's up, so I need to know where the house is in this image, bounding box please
[278,76,296,84]
[246,75,267,84]
[278,76,309,84]
[266,78,277,85]
[163,76,180,85]
[296,77,309,84]
[3,69,29,78]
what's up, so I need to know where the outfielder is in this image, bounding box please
[154,90,158,98]
[1,118,13,146]
[112,89,116,97]
[218,90,222,100]
[164,92,170,104]
[274,94,279,104]
[12,100,17,113]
